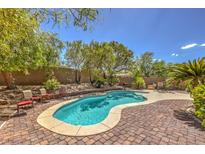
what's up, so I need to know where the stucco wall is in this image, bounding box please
[0,68,167,86]
[0,68,91,85]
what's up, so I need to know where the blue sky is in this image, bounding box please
[41,8,205,63]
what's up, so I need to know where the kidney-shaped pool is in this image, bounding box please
[53,91,147,126]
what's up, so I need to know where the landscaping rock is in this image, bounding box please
[8,93,16,99]
[0,108,15,117]
[0,99,8,105]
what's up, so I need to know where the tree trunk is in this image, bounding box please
[89,69,94,84]
[78,71,81,84]
[103,72,106,79]
[1,72,16,89]
[75,70,78,83]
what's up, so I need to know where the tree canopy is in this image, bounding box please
[0,8,98,88]
[134,52,172,78]
[0,9,40,72]
[65,40,134,84]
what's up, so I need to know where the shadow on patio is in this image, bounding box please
[173,109,204,131]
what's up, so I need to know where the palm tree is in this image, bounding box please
[169,57,205,90]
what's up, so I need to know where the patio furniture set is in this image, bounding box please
[16,87,67,114]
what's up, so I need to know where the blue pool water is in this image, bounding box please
[53,91,146,126]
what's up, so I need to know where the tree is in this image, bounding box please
[65,41,86,83]
[0,8,98,88]
[101,42,116,79]
[83,41,103,83]
[65,40,134,86]
[137,52,154,77]
[0,9,41,88]
[110,41,134,72]
[169,58,205,91]
[83,41,133,85]
[104,41,133,85]
[29,8,98,31]
[39,32,64,79]
[151,60,168,77]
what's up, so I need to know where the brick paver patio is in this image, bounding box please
[0,97,204,145]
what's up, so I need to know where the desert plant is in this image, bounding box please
[169,58,205,91]
[43,78,60,91]
[132,69,145,89]
[164,79,172,90]
[191,84,205,127]
[134,76,145,89]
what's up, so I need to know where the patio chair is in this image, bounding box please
[16,90,41,113]
[39,88,55,100]
[157,82,164,89]
[58,86,68,97]
[53,86,68,98]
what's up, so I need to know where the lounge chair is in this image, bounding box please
[53,86,68,98]
[16,90,41,113]
[157,82,164,89]
[58,86,68,97]
[39,88,55,99]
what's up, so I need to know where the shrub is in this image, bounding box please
[43,78,60,91]
[191,84,205,127]
[164,79,172,90]
[134,76,145,89]
[93,78,105,88]
[92,70,106,88]
[131,68,146,89]
[107,76,119,86]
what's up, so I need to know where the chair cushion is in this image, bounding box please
[32,96,41,100]
[17,100,33,106]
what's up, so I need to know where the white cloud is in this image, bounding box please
[181,43,198,49]
[200,43,205,47]
[171,53,179,57]
[153,58,162,62]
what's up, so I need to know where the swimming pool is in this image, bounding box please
[53,91,146,126]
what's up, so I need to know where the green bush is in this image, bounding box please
[92,70,106,88]
[164,80,170,89]
[107,76,119,86]
[93,78,105,88]
[191,84,205,127]
[131,69,146,89]
[134,76,145,89]
[43,78,60,91]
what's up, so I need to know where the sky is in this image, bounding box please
[41,8,205,63]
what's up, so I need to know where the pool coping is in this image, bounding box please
[37,90,192,136]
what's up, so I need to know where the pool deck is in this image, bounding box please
[1,90,205,144]
[37,90,192,136]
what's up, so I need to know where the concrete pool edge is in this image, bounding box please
[37,90,192,136]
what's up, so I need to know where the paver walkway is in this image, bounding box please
[0,96,204,144]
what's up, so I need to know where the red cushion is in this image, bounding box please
[32,96,41,100]
[17,100,33,106]
[119,82,126,86]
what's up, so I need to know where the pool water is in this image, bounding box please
[53,91,146,126]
